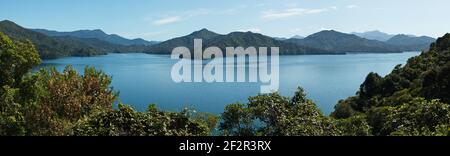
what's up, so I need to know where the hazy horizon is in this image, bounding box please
[1,0,449,41]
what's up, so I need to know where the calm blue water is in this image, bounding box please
[39,52,420,115]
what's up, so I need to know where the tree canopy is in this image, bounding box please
[332,33,450,136]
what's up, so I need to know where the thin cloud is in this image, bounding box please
[185,8,211,17]
[151,9,211,26]
[256,3,267,7]
[149,5,252,26]
[290,28,302,33]
[261,7,334,20]
[152,16,182,26]
[219,5,248,15]
[346,5,358,9]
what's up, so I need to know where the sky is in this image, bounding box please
[1,0,449,41]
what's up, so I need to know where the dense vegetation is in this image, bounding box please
[1,29,449,136]
[219,88,370,136]
[332,33,450,136]
[217,33,450,136]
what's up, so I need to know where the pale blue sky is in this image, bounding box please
[1,0,449,41]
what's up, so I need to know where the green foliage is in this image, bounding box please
[430,33,450,51]
[69,104,217,136]
[0,32,40,135]
[383,98,450,136]
[23,66,118,135]
[365,98,450,136]
[0,32,217,136]
[331,98,357,119]
[422,62,450,103]
[366,106,394,136]
[0,86,26,136]
[220,103,257,136]
[220,88,340,136]
[334,115,371,136]
[333,34,450,118]
[0,32,41,87]
[332,34,450,136]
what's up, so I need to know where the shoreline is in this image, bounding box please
[41,51,421,61]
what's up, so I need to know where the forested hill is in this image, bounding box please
[33,29,158,46]
[203,31,330,55]
[386,34,437,51]
[286,30,403,53]
[145,29,333,55]
[332,33,450,136]
[0,20,106,59]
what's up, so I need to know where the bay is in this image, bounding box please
[39,52,421,115]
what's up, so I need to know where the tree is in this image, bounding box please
[24,66,117,135]
[334,115,371,136]
[384,98,450,136]
[430,33,450,51]
[220,103,255,136]
[220,88,339,136]
[0,86,26,136]
[422,62,450,103]
[331,98,357,119]
[0,32,41,88]
[0,32,40,136]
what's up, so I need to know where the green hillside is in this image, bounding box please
[0,20,105,59]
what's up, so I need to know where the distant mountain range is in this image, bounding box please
[0,20,105,59]
[147,29,436,55]
[33,29,158,46]
[0,20,153,58]
[145,29,331,55]
[264,35,304,41]
[386,34,436,51]
[352,30,435,50]
[291,35,305,39]
[352,30,395,42]
[0,20,439,59]
[285,30,404,53]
